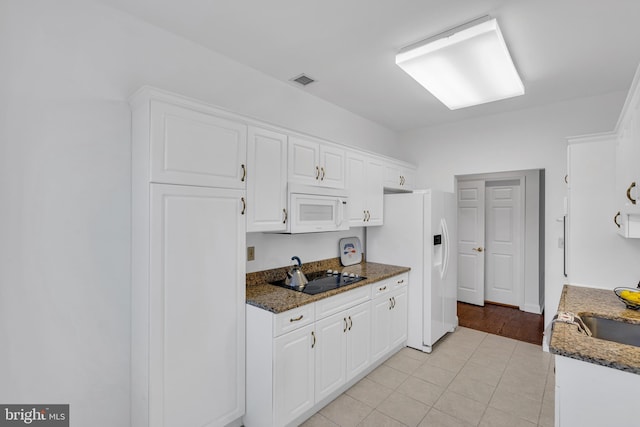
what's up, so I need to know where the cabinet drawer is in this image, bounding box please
[274,304,315,337]
[315,285,371,320]
[391,273,408,289]
[371,280,391,298]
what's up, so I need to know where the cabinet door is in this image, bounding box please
[345,302,371,381]
[274,325,316,427]
[389,287,408,349]
[617,121,636,211]
[366,157,385,226]
[383,161,415,191]
[371,295,391,361]
[314,312,347,402]
[346,153,368,226]
[320,145,346,188]
[247,127,288,232]
[289,136,321,185]
[149,184,245,427]
[150,100,247,188]
[401,167,416,190]
[383,162,404,189]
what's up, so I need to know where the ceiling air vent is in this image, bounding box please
[291,74,315,86]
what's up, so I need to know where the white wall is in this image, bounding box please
[0,1,398,425]
[246,228,365,273]
[399,92,627,326]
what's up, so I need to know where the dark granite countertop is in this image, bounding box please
[246,258,410,314]
[550,284,640,374]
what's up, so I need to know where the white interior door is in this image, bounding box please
[457,180,485,306]
[485,183,522,306]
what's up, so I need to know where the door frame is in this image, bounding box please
[455,169,544,314]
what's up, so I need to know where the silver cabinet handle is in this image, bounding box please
[614,211,621,228]
[241,197,246,215]
[311,331,316,348]
[241,164,246,182]
[282,208,288,224]
[321,167,325,180]
[348,316,352,331]
[290,315,303,322]
[472,247,484,253]
[378,285,387,291]
[397,279,404,284]
[389,298,393,310]
[392,296,396,308]
[363,210,368,221]
[343,318,348,333]
[315,166,320,180]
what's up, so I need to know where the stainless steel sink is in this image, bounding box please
[580,315,640,347]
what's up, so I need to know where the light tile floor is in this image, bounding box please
[301,327,554,427]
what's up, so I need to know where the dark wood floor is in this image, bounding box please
[457,301,544,345]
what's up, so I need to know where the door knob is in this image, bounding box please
[472,247,484,253]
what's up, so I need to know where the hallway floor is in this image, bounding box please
[457,302,544,345]
[302,327,554,427]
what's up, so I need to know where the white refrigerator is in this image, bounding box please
[367,190,457,353]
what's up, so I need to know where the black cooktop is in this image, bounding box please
[271,270,366,295]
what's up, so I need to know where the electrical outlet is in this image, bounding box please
[247,246,255,261]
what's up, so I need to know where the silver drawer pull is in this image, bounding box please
[379,286,387,291]
[290,315,304,322]
[397,279,404,284]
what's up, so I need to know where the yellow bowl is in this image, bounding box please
[614,287,640,310]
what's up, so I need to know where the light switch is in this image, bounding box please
[247,246,255,261]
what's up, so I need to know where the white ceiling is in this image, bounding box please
[98,0,640,131]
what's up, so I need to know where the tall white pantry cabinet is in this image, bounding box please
[130,87,246,427]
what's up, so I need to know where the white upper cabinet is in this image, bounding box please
[289,136,345,188]
[614,62,640,237]
[383,160,416,191]
[616,95,640,212]
[246,126,288,232]
[148,98,247,188]
[346,152,384,226]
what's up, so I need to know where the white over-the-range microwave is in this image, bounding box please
[286,183,349,233]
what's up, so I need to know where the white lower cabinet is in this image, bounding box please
[555,355,640,427]
[372,280,408,362]
[345,302,372,379]
[371,289,392,360]
[315,301,372,402]
[314,312,349,402]
[274,324,316,427]
[389,287,408,348]
[246,275,407,427]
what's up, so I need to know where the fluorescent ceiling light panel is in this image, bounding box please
[396,17,524,110]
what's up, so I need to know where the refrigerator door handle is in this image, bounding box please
[440,218,450,279]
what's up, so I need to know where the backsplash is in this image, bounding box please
[246,228,365,273]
